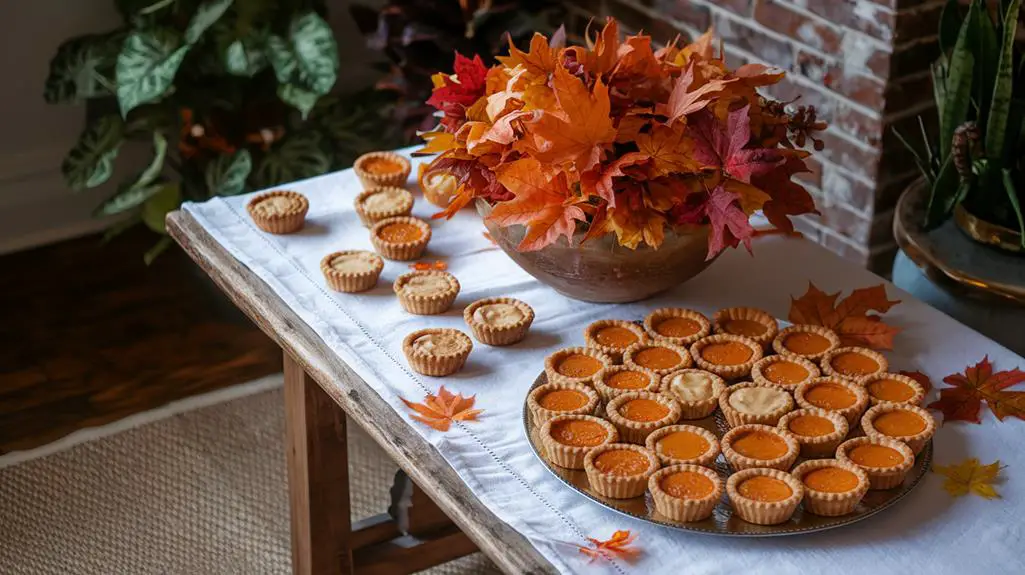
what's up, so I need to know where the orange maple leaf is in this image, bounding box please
[496,32,560,77]
[578,530,641,563]
[431,184,475,220]
[900,370,933,394]
[490,158,586,250]
[788,283,902,350]
[400,386,483,432]
[928,356,1025,424]
[413,130,457,155]
[664,61,731,123]
[635,124,702,177]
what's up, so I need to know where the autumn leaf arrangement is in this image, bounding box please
[416,18,826,257]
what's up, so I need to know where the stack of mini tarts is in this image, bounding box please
[393,270,460,315]
[795,377,869,426]
[584,319,648,362]
[660,369,726,419]
[540,414,618,469]
[354,186,414,227]
[645,424,720,467]
[544,347,612,386]
[402,328,472,376]
[246,190,309,234]
[719,382,794,428]
[354,151,411,189]
[583,443,660,499]
[836,436,916,489]
[713,307,779,349]
[772,324,840,362]
[605,391,682,444]
[861,403,936,455]
[463,297,534,346]
[320,250,384,293]
[690,334,763,380]
[751,354,820,391]
[623,341,692,375]
[791,459,869,516]
[527,382,600,425]
[726,468,805,525]
[648,464,724,522]
[821,346,888,381]
[777,408,849,458]
[642,308,711,347]
[594,365,660,401]
[721,424,800,471]
[370,216,431,260]
[860,372,926,406]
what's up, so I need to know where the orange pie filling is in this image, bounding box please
[784,332,832,355]
[872,410,926,437]
[722,319,768,338]
[731,430,789,460]
[868,379,916,403]
[848,444,905,468]
[661,471,715,499]
[606,370,651,390]
[378,222,423,243]
[362,157,405,175]
[763,361,809,385]
[538,389,589,412]
[620,399,670,423]
[654,317,701,338]
[805,383,857,410]
[594,326,640,349]
[633,347,682,370]
[701,342,753,366]
[549,419,608,447]
[737,475,792,502]
[802,467,860,493]
[556,354,603,378]
[658,431,710,460]
[831,351,879,377]
[593,450,650,476]
[787,414,835,437]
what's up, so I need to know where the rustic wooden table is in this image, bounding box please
[168,211,555,575]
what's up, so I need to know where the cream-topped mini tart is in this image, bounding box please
[370,216,432,261]
[583,443,660,499]
[645,424,720,467]
[463,297,534,346]
[543,347,612,386]
[791,459,869,516]
[721,424,799,471]
[649,464,724,522]
[623,342,692,375]
[860,372,926,407]
[605,391,682,444]
[247,190,309,234]
[836,436,916,490]
[354,186,414,227]
[718,382,794,428]
[772,325,840,362]
[821,346,888,382]
[320,250,384,293]
[795,377,869,426]
[584,319,648,362]
[689,334,763,380]
[777,408,849,459]
[713,307,779,349]
[594,365,660,401]
[751,354,820,391]
[402,328,472,376]
[393,270,459,315]
[527,382,600,425]
[354,151,411,189]
[659,369,726,420]
[726,467,805,525]
[643,308,711,347]
[861,403,936,455]
[540,414,618,469]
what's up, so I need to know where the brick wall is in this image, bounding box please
[563,0,941,271]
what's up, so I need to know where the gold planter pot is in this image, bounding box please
[954,204,1023,254]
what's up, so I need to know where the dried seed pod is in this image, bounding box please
[953,121,981,182]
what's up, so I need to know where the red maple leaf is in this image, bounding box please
[689,105,783,183]
[426,53,489,132]
[705,183,754,259]
[752,151,818,234]
[928,357,1025,424]
[900,370,933,394]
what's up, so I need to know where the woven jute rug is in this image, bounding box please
[0,376,499,575]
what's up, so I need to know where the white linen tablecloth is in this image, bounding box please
[184,152,1024,575]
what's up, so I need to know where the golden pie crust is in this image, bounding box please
[648,464,724,522]
[370,216,432,261]
[594,365,660,402]
[605,391,683,444]
[689,334,764,380]
[712,307,779,348]
[583,443,660,499]
[418,164,460,208]
[642,308,711,347]
[645,424,720,467]
[354,186,414,227]
[246,190,309,234]
[721,424,799,471]
[393,270,460,315]
[726,467,804,525]
[659,369,726,420]
[836,436,916,490]
[776,408,849,459]
[354,151,411,189]
[861,403,936,455]
[463,297,534,346]
[622,342,692,375]
[791,459,869,516]
[772,324,840,362]
[527,381,600,425]
[320,250,384,293]
[821,346,888,382]
[402,328,472,376]
[543,347,612,386]
[718,382,794,428]
[794,377,869,426]
[751,354,821,391]
[583,319,648,361]
[860,372,926,407]
[540,414,618,469]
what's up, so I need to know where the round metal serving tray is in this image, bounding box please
[523,372,932,537]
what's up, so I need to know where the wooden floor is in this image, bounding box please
[0,229,281,455]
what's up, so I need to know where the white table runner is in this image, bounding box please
[185,151,1024,575]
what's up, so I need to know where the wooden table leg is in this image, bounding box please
[284,352,353,575]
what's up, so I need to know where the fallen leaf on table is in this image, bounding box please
[933,458,1004,499]
[788,282,902,350]
[900,370,933,394]
[577,530,641,563]
[408,260,448,271]
[401,386,482,432]
[927,356,1025,424]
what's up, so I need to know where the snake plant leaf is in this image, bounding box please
[62,115,124,191]
[116,28,190,117]
[141,182,182,235]
[926,153,961,227]
[266,12,338,112]
[44,32,122,103]
[892,126,936,185]
[938,0,963,55]
[973,1,999,127]
[1001,168,1025,246]
[185,0,234,44]
[205,149,252,196]
[940,2,977,160]
[251,131,330,190]
[143,236,174,266]
[985,0,1021,163]
[932,60,948,114]
[93,131,168,216]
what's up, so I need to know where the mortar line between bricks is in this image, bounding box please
[771,0,893,51]
[893,34,938,52]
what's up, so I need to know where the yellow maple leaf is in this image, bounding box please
[933,458,1003,499]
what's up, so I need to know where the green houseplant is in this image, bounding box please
[897,0,1025,251]
[45,0,401,262]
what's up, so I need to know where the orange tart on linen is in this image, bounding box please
[726,468,804,525]
[463,297,534,346]
[354,186,414,227]
[594,365,659,401]
[861,372,926,407]
[777,408,849,458]
[320,250,384,293]
[649,464,724,523]
[370,216,432,261]
[354,151,412,189]
[527,382,600,425]
[837,436,916,490]
[721,424,799,471]
[623,342,692,375]
[645,424,720,467]
[583,443,660,499]
[821,346,888,382]
[791,459,869,516]
[718,382,794,428]
[690,334,763,379]
[606,391,682,444]
[713,307,779,348]
[751,354,820,391]
[247,190,309,234]
[540,414,618,469]
[861,403,936,455]
[544,347,611,386]
[795,377,868,426]
[584,320,647,362]
[660,369,726,419]
[402,328,472,376]
[772,325,840,362]
[393,270,460,315]
[643,308,711,347]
